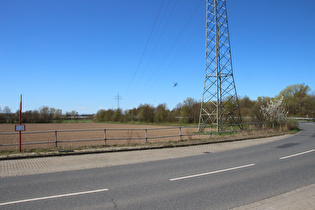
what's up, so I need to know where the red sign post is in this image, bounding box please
[18,94,23,152]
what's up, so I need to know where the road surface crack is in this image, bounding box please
[111,198,117,209]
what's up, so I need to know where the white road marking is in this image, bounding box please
[169,163,255,181]
[0,188,109,206]
[279,149,315,160]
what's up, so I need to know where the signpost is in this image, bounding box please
[15,94,24,152]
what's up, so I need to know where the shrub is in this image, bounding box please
[284,119,299,131]
[260,96,287,127]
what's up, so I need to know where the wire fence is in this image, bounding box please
[0,122,273,150]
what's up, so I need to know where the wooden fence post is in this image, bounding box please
[55,131,58,147]
[145,129,148,143]
[179,127,182,141]
[104,129,107,145]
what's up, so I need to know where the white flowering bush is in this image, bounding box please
[260,96,288,127]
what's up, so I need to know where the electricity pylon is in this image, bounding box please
[115,93,123,109]
[198,0,242,132]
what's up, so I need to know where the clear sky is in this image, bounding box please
[1,0,314,114]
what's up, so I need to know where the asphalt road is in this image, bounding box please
[1,122,314,209]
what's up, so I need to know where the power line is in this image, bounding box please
[140,0,203,93]
[137,0,179,83]
[147,22,204,91]
[126,0,203,102]
[126,0,165,92]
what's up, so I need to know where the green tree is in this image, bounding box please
[167,103,182,123]
[39,106,50,123]
[32,110,40,122]
[71,110,78,120]
[276,83,315,117]
[54,109,63,122]
[49,107,56,121]
[180,97,198,123]
[154,103,169,123]
[104,109,114,121]
[95,109,106,121]
[112,108,123,122]
[22,110,32,123]
[138,104,155,123]
[124,108,138,122]
[3,106,11,114]
[0,106,5,123]
[239,96,255,119]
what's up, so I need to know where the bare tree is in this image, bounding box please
[3,106,11,114]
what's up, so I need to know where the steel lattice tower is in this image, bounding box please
[198,0,242,132]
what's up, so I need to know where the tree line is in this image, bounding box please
[95,83,315,124]
[1,83,314,124]
[0,106,86,123]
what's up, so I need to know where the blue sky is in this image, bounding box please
[1,0,314,114]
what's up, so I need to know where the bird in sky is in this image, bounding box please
[173,82,178,87]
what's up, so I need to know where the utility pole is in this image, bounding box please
[198,0,242,132]
[114,93,122,109]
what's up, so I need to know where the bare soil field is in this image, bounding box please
[0,123,204,151]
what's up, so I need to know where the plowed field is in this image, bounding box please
[0,123,204,151]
